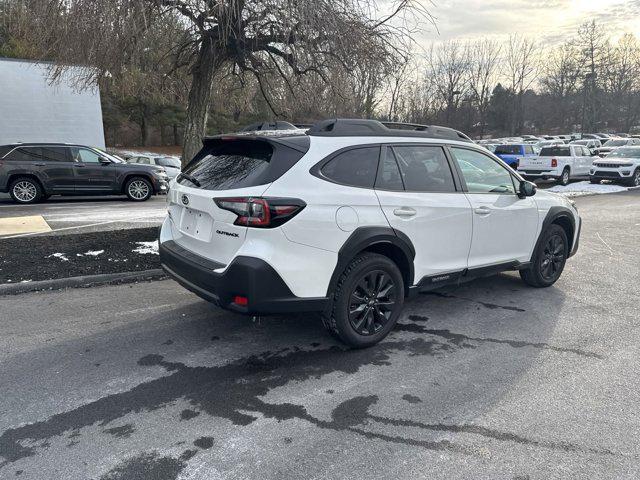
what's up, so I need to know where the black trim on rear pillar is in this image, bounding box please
[160,240,328,314]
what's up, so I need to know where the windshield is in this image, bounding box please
[494,145,521,155]
[540,146,571,156]
[603,139,627,147]
[155,157,181,168]
[608,147,640,158]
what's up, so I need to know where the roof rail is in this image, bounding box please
[240,121,299,132]
[307,118,472,142]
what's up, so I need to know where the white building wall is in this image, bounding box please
[0,58,105,148]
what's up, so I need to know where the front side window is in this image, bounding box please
[524,145,534,154]
[450,147,515,194]
[391,145,456,192]
[321,147,379,188]
[71,148,101,163]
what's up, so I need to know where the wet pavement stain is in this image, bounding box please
[179,409,200,421]
[394,323,602,359]
[0,338,449,466]
[99,451,186,480]
[425,292,526,312]
[0,333,607,472]
[103,424,136,439]
[193,436,214,449]
[402,394,422,404]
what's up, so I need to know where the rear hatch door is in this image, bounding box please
[167,136,308,265]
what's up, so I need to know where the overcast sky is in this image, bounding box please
[416,0,640,44]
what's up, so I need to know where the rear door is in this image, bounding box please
[449,146,538,267]
[70,147,117,191]
[374,144,472,283]
[168,137,306,265]
[10,146,76,192]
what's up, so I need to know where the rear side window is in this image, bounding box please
[180,138,308,190]
[321,147,379,188]
[540,146,570,156]
[41,146,70,162]
[392,145,456,192]
[5,147,44,162]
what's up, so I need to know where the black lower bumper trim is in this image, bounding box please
[160,241,329,314]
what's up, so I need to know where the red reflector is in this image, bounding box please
[233,295,248,306]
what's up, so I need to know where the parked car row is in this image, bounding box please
[477,132,640,186]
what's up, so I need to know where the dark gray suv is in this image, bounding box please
[0,143,169,203]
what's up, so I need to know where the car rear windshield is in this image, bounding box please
[540,146,571,156]
[494,145,521,155]
[156,157,181,168]
[178,137,308,190]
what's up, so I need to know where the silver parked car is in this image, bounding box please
[126,155,182,179]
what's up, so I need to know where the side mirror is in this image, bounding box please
[518,180,536,198]
[99,157,111,164]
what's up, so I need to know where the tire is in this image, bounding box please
[558,167,570,186]
[9,177,43,204]
[125,176,153,201]
[624,168,640,187]
[589,177,600,184]
[322,253,404,348]
[520,224,569,288]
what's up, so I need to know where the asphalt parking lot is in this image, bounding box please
[1,191,639,479]
[0,194,166,236]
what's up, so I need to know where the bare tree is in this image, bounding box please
[467,39,500,138]
[425,41,469,126]
[504,34,538,134]
[602,33,640,131]
[540,41,581,130]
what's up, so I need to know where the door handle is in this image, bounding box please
[33,163,46,166]
[474,206,491,216]
[73,164,86,168]
[393,207,416,217]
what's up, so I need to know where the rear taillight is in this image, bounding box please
[551,158,558,167]
[214,197,305,228]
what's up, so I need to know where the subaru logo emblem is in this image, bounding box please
[181,194,189,206]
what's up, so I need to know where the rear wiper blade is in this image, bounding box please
[178,173,201,187]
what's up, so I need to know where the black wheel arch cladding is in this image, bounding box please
[532,207,576,261]
[327,226,415,297]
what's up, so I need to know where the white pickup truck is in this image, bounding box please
[517,144,595,185]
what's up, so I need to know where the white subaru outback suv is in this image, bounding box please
[159,119,581,347]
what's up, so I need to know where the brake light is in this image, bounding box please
[233,295,248,306]
[214,197,305,228]
[551,158,558,167]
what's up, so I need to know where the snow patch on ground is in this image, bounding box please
[133,241,159,255]
[547,181,630,197]
[76,250,105,257]
[47,253,69,262]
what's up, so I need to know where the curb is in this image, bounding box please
[0,269,167,296]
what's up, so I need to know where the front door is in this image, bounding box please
[70,147,117,192]
[448,146,539,268]
[374,144,473,285]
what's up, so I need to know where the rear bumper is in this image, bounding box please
[159,239,329,315]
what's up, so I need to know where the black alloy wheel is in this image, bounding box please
[348,270,397,336]
[540,233,565,281]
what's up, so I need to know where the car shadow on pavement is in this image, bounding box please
[2,272,613,480]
